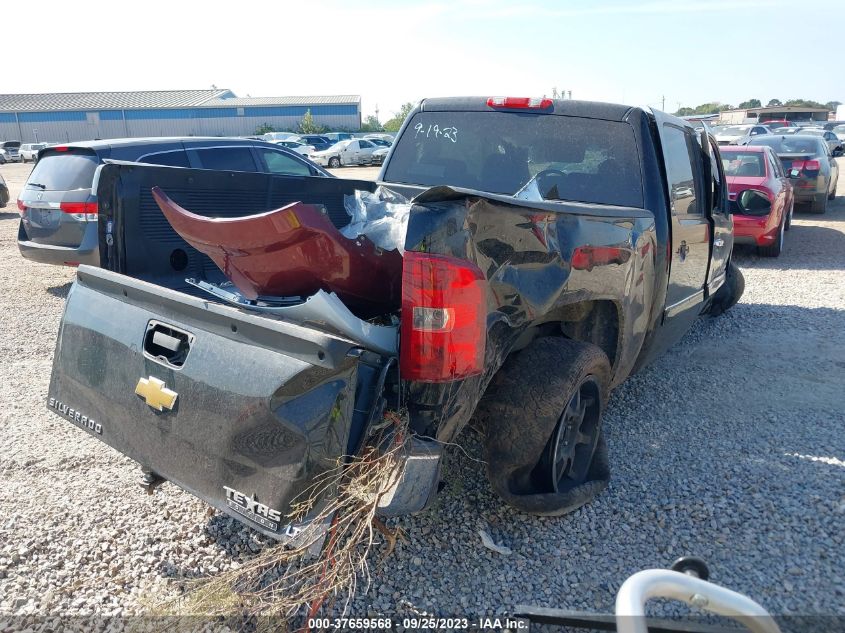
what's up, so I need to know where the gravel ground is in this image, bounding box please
[0,159,843,625]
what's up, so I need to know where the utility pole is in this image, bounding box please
[375,104,380,123]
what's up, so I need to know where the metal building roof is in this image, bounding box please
[204,95,361,107]
[0,89,234,112]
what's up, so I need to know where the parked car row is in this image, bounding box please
[720,131,840,258]
[256,132,394,167]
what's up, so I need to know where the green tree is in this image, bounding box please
[360,115,383,132]
[254,122,275,135]
[738,99,762,109]
[825,101,842,111]
[298,109,327,134]
[783,99,826,108]
[767,98,782,107]
[383,102,416,133]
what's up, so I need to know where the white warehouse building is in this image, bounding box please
[0,90,362,143]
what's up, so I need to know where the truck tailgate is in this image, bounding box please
[49,265,379,539]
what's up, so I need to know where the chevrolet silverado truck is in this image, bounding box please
[47,97,743,538]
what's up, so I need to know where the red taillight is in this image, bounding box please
[803,159,820,171]
[400,252,486,383]
[53,146,69,152]
[487,96,553,109]
[789,160,805,171]
[16,199,26,216]
[60,201,98,221]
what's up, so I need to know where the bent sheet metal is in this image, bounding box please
[151,186,402,316]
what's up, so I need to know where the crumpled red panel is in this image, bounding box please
[152,187,402,314]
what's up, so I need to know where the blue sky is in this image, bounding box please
[5,0,844,120]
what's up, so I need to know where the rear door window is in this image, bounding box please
[662,125,700,215]
[139,150,190,167]
[255,148,312,176]
[26,152,99,191]
[193,146,257,172]
[385,110,644,207]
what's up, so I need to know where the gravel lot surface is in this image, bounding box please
[0,159,843,624]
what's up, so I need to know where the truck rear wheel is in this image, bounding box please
[478,337,611,516]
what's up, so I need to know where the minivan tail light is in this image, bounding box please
[803,159,820,172]
[487,97,553,109]
[400,252,486,383]
[60,201,98,221]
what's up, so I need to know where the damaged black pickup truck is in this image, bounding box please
[48,97,743,538]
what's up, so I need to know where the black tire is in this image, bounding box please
[477,337,611,516]
[707,261,744,317]
[810,193,828,214]
[784,202,793,231]
[328,156,341,168]
[757,218,784,257]
[829,178,837,200]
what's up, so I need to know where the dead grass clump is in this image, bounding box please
[158,411,410,625]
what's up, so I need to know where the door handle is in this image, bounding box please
[677,241,689,260]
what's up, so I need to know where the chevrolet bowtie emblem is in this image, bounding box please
[135,376,178,412]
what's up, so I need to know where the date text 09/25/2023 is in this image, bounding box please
[307,616,529,630]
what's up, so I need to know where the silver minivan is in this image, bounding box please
[17,137,330,266]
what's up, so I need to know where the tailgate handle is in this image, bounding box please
[144,321,194,368]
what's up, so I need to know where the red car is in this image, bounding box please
[721,145,794,257]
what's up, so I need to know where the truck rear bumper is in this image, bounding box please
[48,266,391,539]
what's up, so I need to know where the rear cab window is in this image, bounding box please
[385,110,644,207]
[26,150,99,191]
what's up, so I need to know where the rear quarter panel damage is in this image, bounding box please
[402,192,656,441]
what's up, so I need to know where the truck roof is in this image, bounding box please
[419,96,635,122]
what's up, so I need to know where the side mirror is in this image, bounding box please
[736,189,771,216]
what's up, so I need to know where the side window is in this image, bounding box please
[767,151,783,178]
[140,150,190,167]
[662,125,700,215]
[347,141,358,150]
[256,148,312,176]
[358,140,374,149]
[194,147,257,172]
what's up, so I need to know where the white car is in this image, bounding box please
[371,146,390,165]
[274,140,316,157]
[261,132,298,143]
[19,143,47,162]
[310,139,379,167]
[800,129,843,153]
[711,124,770,146]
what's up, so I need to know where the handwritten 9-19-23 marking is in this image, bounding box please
[414,122,458,142]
